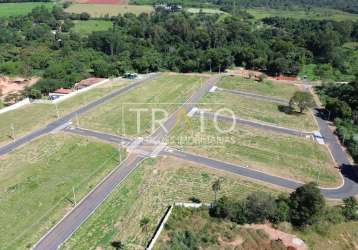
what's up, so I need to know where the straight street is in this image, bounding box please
[0,74,157,157]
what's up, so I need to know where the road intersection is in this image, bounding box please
[0,73,356,249]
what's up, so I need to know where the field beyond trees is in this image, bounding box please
[65,4,153,17]
[0,2,53,17]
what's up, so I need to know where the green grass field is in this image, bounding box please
[168,118,339,187]
[62,157,281,249]
[0,79,129,146]
[199,91,318,132]
[72,20,113,35]
[78,73,207,137]
[156,207,287,249]
[247,7,358,21]
[186,7,226,14]
[0,2,54,17]
[218,76,299,100]
[65,4,153,17]
[0,133,124,249]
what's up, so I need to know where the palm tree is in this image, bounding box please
[212,179,221,203]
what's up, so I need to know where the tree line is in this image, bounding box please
[0,5,357,100]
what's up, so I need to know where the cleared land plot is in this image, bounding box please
[62,157,281,249]
[187,7,226,14]
[0,79,129,146]
[168,118,340,187]
[156,207,287,249]
[0,2,53,17]
[65,4,153,17]
[72,20,112,35]
[0,133,124,249]
[78,73,207,136]
[199,91,318,131]
[217,76,299,100]
[247,7,358,21]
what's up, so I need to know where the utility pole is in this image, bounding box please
[72,187,77,206]
[55,103,60,119]
[10,123,15,140]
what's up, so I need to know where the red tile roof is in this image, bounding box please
[54,88,72,94]
[275,75,297,81]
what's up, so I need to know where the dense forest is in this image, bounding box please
[0,4,357,99]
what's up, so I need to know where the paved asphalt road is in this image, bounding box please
[219,88,289,105]
[0,74,157,157]
[65,126,358,199]
[33,153,146,250]
[150,75,221,141]
[33,75,220,250]
[198,111,313,137]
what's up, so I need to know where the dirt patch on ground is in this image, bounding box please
[0,76,39,99]
[244,224,308,250]
[71,0,128,4]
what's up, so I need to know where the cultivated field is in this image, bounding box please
[0,3,53,17]
[0,79,129,146]
[200,91,318,132]
[62,157,281,249]
[0,133,124,249]
[78,73,207,136]
[217,76,299,100]
[247,7,358,21]
[72,20,112,35]
[156,207,287,249]
[168,118,339,187]
[65,4,153,17]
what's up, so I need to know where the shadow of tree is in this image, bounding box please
[277,105,303,116]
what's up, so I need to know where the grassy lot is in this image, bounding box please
[0,79,129,146]
[65,4,153,17]
[72,20,112,35]
[186,7,226,14]
[247,7,358,21]
[168,118,340,187]
[217,76,299,100]
[0,2,54,17]
[79,73,207,137]
[62,157,281,249]
[0,133,124,249]
[156,207,287,249]
[199,91,318,132]
[291,221,358,249]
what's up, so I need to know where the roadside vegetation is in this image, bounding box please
[78,74,206,136]
[156,207,287,249]
[62,157,280,249]
[0,80,129,146]
[316,79,358,163]
[217,76,299,100]
[0,133,124,249]
[168,118,339,187]
[157,182,358,249]
[199,91,318,131]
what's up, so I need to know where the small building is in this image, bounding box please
[48,88,72,100]
[275,75,297,81]
[74,78,105,90]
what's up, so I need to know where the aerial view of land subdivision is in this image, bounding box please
[0,0,358,249]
